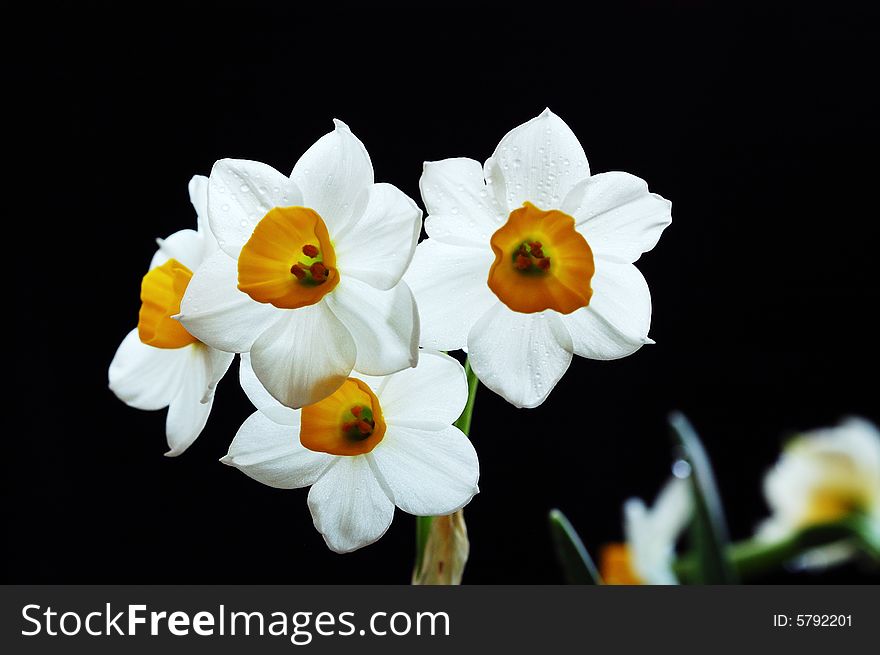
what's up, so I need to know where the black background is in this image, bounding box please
[6,3,879,583]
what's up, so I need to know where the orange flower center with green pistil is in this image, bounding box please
[138,258,199,349]
[599,543,644,585]
[238,206,339,309]
[300,378,387,456]
[487,202,595,314]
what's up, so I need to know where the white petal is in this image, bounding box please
[559,258,652,360]
[420,158,504,248]
[108,329,188,410]
[178,249,282,353]
[149,228,203,271]
[291,119,374,234]
[189,174,221,259]
[648,477,693,544]
[207,158,303,258]
[222,411,333,489]
[403,238,497,351]
[249,301,357,409]
[371,424,479,516]
[239,353,298,426]
[203,348,235,403]
[467,304,573,408]
[165,346,213,456]
[325,278,419,376]
[372,350,468,431]
[487,108,590,211]
[562,172,672,263]
[307,457,394,553]
[333,183,421,290]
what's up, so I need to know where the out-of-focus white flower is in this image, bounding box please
[405,109,671,408]
[109,176,235,456]
[222,350,480,553]
[758,418,880,541]
[178,120,422,410]
[600,477,693,584]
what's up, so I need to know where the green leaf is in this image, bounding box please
[548,509,602,584]
[669,411,737,584]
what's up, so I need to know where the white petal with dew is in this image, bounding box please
[559,258,653,361]
[487,108,590,212]
[249,301,357,409]
[326,278,419,376]
[421,158,504,248]
[404,238,496,351]
[207,158,303,258]
[563,171,671,264]
[467,304,573,408]
[367,350,468,432]
[334,182,422,290]
[222,411,333,489]
[165,345,214,456]
[108,329,188,410]
[291,119,374,234]
[239,353,298,426]
[178,249,283,353]
[371,424,479,516]
[307,456,395,553]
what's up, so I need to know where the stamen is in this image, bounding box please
[357,420,373,435]
[537,257,551,271]
[529,241,544,258]
[302,244,319,258]
[515,254,531,270]
[310,262,327,282]
[290,263,307,279]
[351,406,363,418]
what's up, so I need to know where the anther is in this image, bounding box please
[310,262,328,282]
[537,257,551,271]
[515,254,530,270]
[351,406,363,418]
[302,244,319,258]
[357,420,373,435]
[290,263,306,279]
[529,242,544,258]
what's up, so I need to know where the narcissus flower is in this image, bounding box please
[223,350,480,553]
[758,418,880,541]
[178,120,422,409]
[109,176,235,456]
[405,109,671,407]
[600,477,693,584]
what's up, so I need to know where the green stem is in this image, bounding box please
[674,515,877,582]
[414,357,479,573]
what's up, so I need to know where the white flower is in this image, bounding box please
[405,109,671,408]
[178,120,422,409]
[223,350,480,553]
[109,176,235,456]
[758,418,880,541]
[600,477,692,584]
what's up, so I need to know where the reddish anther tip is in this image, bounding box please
[351,406,363,418]
[515,254,531,270]
[341,421,356,432]
[529,242,545,258]
[537,257,551,271]
[357,420,373,435]
[290,264,307,279]
[310,262,328,282]
[302,244,319,258]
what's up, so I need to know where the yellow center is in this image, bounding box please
[238,206,339,309]
[300,378,387,456]
[487,202,594,314]
[599,543,644,585]
[137,258,199,349]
